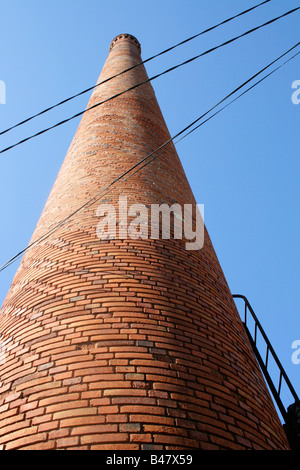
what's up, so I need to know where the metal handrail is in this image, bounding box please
[232,294,299,425]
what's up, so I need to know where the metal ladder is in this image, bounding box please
[233,294,299,450]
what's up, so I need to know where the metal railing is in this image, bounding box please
[232,294,299,426]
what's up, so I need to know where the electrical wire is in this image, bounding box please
[0,0,272,137]
[0,40,299,274]
[0,5,299,156]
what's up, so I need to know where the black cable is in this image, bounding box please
[176,47,300,143]
[171,49,300,147]
[1,5,298,156]
[114,45,300,189]
[0,0,272,137]
[0,40,299,274]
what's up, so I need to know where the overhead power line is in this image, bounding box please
[175,45,300,143]
[0,40,299,274]
[0,0,272,137]
[1,5,299,156]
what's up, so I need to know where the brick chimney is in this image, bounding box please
[0,34,290,450]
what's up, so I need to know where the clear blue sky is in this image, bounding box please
[0,0,299,417]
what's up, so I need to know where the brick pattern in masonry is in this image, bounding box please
[0,34,290,450]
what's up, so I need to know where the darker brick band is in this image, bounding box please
[0,35,290,450]
[110,34,141,53]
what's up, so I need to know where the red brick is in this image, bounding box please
[49,428,70,440]
[53,407,98,420]
[81,433,128,445]
[130,415,175,426]
[130,433,152,443]
[0,33,290,452]
[120,405,165,415]
[38,421,59,433]
[90,444,139,450]
[5,433,48,450]
[56,436,79,448]
[59,416,106,428]
[0,424,38,445]
[21,440,56,450]
[71,424,117,435]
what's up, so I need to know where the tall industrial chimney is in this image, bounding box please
[0,34,290,450]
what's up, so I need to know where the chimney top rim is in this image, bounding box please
[110,34,141,53]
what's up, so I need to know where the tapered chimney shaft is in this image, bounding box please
[0,34,289,450]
